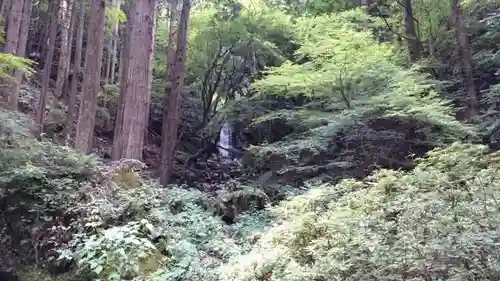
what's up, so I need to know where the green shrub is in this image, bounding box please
[0,109,99,266]
[74,220,161,281]
[60,183,243,281]
[220,142,500,281]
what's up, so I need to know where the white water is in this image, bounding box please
[217,123,233,158]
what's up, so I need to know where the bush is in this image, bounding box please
[58,181,244,281]
[73,219,161,281]
[220,142,500,281]
[0,109,99,268]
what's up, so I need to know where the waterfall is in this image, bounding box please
[217,123,233,158]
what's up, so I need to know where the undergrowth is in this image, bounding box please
[3,5,499,281]
[220,142,500,281]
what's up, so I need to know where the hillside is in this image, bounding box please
[1,0,500,281]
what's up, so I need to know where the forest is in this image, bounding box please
[1,0,500,280]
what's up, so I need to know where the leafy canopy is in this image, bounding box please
[248,9,470,168]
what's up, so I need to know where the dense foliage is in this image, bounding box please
[221,143,500,281]
[4,0,500,280]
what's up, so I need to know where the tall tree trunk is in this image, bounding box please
[9,0,32,109]
[3,0,23,56]
[112,0,156,160]
[117,33,123,85]
[54,0,73,98]
[0,0,8,20]
[109,0,121,84]
[117,1,131,86]
[104,0,119,85]
[0,0,10,30]
[104,45,110,84]
[74,0,106,152]
[112,3,131,159]
[35,15,48,59]
[35,0,59,135]
[402,0,420,62]
[64,0,85,144]
[1,0,24,107]
[160,0,191,186]
[36,0,53,62]
[451,0,477,118]
[159,0,179,183]
[64,0,77,103]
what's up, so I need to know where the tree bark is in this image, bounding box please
[112,0,156,160]
[35,0,59,136]
[109,0,121,84]
[117,30,123,85]
[117,2,131,85]
[9,0,32,109]
[113,2,132,158]
[64,0,85,145]
[4,0,23,53]
[0,0,11,35]
[160,0,191,186]
[63,0,77,103]
[104,42,111,85]
[402,0,420,62]
[159,0,179,184]
[35,1,50,60]
[1,0,23,107]
[54,0,73,99]
[451,0,477,118]
[74,0,106,152]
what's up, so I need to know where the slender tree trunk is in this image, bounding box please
[109,0,121,84]
[117,33,123,84]
[35,17,48,59]
[63,0,77,103]
[451,0,477,118]
[9,0,32,109]
[145,6,161,139]
[54,0,73,98]
[104,45,110,84]
[74,0,106,152]
[112,0,156,160]
[402,0,420,62]
[64,0,85,144]
[112,3,131,159]
[160,0,191,186]
[37,0,53,63]
[35,0,59,135]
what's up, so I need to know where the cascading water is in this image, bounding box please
[217,123,233,159]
